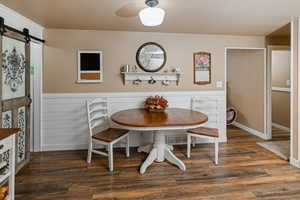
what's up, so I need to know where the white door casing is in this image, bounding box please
[267,46,291,140]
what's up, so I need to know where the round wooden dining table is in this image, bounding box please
[111,108,208,174]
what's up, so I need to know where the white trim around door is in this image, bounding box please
[31,43,43,152]
[267,45,291,141]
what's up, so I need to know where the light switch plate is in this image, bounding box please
[216,81,223,88]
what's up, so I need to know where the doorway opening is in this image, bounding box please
[262,23,291,160]
[225,23,292,162]
[226,47,267,139]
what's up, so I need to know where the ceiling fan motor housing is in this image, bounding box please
[146,0,159,7]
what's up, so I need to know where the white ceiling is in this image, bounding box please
[0,0,298,36]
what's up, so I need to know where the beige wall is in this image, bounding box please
[272,50,291,87]
[271,50,291,128]
[272,91,290,128]
[227,49,265,133]
[43,29,265,93]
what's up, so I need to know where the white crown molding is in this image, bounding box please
[233,122,268,140]
[0,4,44,38]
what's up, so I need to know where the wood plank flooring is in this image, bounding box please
[271,127,290,141]
[15,127,300,200]
[257,127,290,160]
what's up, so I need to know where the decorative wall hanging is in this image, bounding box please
[136,42,166,72]
[194,52,211,85]
[77,50,103,83]
[2,36,26,100]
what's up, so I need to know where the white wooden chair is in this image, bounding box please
[187,97,220,165]
[86,98,130,171]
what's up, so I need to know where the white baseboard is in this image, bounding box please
[233,122,268,140]
[272,123,290,132]
[290,157,300,168]
[42,144,88,151]
[257,141,289,160]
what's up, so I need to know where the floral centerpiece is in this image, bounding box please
[144,96,168,112]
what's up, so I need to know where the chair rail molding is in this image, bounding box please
[42,91,226,151]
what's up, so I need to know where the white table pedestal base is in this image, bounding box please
[139,132,186,174]
[138,144,174,153]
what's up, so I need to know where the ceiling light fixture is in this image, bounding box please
[139,0,165,27]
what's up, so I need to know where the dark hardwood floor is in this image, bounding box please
[271,127,290,141]
[15,127,300,200]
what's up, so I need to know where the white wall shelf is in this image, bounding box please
[121,72,182,86]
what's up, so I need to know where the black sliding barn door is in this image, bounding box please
[0,31,31,173]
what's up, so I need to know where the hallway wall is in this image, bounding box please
[227,49,265,133]
[271,50,291,128]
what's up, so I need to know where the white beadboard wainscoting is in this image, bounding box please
[42,91,226,151]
